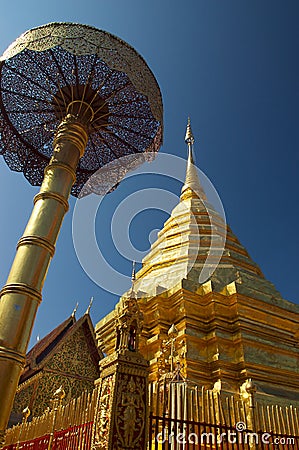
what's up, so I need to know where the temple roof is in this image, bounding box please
[20,312,101,384]
[133,119,283,304]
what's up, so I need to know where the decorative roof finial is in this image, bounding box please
[85,296,94,315]
[71,302,79,318]
[185,117,195,146]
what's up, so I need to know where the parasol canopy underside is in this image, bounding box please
[0,23,163,197]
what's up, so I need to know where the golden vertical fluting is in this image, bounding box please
[16,406,30,450]
[0,114,88,441]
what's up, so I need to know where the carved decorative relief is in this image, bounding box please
[157,335,187,381]
[114,374,146,449]
[46,328,99,379]
[92,375,114,449]
[31,373,92,416]
[12,381,35,415]
[13,326,99,418]
[92,276,148,449]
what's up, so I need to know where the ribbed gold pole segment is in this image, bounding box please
[0,115,88,442]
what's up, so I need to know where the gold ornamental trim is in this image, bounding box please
[16,370,43,393]
[44,162,76,183]
[0,346,24,367]
[34,192,69,213]
[0,283,42,304]
[17,236,55,258]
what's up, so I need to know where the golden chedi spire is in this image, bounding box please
[128,118,268,298]
[181,117,207,201]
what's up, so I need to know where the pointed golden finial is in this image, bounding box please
[71,302,79,318]
[131,261,136,283]
[185,117,195,164]
[130,261,136,299]
[185,116,194,146]
[22,406,31,423]
[85,296,93,315]
[181,117,207,201]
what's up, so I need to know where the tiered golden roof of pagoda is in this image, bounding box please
[133,118,281,303]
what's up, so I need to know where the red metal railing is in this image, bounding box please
[52,421,93,449]
[3,435,50,450]
[2,422,93,450]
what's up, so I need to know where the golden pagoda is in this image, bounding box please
[3,119,299,448]
[96,119,299,407]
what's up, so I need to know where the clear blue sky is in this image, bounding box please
[0,1,298,348]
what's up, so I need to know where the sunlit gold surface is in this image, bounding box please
[5,388,98,446]
[184,116,194,145]
[0,115,88,439]
[96,120,299,410]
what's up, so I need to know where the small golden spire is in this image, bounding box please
[71,302,79,318]
[129,261,137,299]
[131,260,136,283]
[185,117,195,165]
[85,296,93,315]
[185,116,194,146]
[181,117,207,201]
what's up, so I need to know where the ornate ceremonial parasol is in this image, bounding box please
[0,23,163,438]
[0,22,162,196]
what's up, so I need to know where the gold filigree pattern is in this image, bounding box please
[46,327,99,379]
[12,326,99,418]
[92,375,114,449]
[1,23,163,123]
[12,382,34,416]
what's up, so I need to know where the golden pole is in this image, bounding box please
[0,114,88,441]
